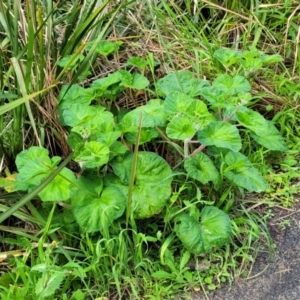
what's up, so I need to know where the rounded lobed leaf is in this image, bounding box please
[223,151,267,192]
[175,206,231,254]
[72,186,126,233]
[164,91,194,115]
[73,141,110,169]
[110,152,173,219]
[197,121,242,152]
[38,168,77,201]
[184,152,219,184]
[166,117,195,140]
[157,70,209,97]
[121,103,167,131]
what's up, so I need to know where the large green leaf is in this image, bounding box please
[175,206,231,254]
[110,152,173,218]
[72,186,126,233]
[121,103,167,131]
[58,85,95,109]
[73,141,110,168]
[16,147,51,171]
[197,122,241,152]
[223,151,267,192]
[15,147,61,189]
[251,127,287,151]
[125,127,158,145]
[213,74,251,95]
[166,117,195,140]
[38,168,77,201]
[15,147,77,201]
[63,104,101,127]
[77,173,103,196]
[157,70,209,97]
[72,109,115,136]
[164,91,194,115]
[184,153,219,184]
[236,110,287,151]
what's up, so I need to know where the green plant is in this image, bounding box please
[1,48,287,255]
[2,0,300,298]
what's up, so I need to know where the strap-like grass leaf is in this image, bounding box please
[197,121,242,152]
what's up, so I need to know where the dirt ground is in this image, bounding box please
[191,202,300,300]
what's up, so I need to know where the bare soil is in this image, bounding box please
[191,202,300,300]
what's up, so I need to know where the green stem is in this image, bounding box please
[126,113,142,226]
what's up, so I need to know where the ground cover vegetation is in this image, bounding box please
[0,0,300,299]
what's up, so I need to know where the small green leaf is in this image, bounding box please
[121,103,167,130]
[175,206,231,254]
[197,122,241,152]
[85,40,122,56]
[157,70,209,97]
[184,153,219,184]
[185,100,215,130]
[127,56,149,69]
[131,73,150,89]
[67,132,83,149]
[261,53,283,64]
[166,117,195,140]
[58,54,85,69]
[213,48,241,67]
[118,70,149,90]
[72,109,115,136]
[74,141,109,168]
[223,151,267,192]
[72,186,126,233]
[91,72,122,93]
